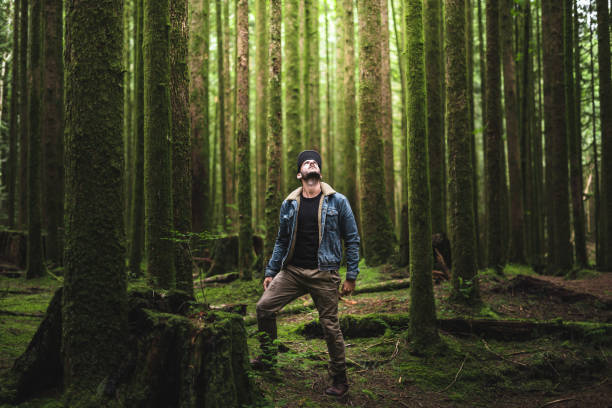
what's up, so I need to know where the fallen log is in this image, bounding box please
[352,278,411,295]
[0,288,257,407]
[194,272,239,286]
[492,274,612,309]
[294,313,612,342]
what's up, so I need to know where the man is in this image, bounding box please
[254,150,360,397]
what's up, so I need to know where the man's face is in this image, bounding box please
[299,159,321,181]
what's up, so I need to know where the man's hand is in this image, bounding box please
[340,279,356,296]
[263,277,273,290]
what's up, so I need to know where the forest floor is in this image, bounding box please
[0,261,610,407]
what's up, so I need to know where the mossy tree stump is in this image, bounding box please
[1,288,257,407]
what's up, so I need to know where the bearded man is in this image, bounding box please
[253,150,360,397]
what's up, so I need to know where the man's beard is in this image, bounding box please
[301,170,321,181]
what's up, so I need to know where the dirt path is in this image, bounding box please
[535,272,612,303]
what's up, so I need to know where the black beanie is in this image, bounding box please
[297,150,322,173]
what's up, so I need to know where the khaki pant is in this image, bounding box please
[256,265,346,376]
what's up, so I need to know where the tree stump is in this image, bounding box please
[0,288,257,407]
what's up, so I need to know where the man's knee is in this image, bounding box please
[256,298,275,320]
[319,316,342,338]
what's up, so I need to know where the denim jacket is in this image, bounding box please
[265,182,361,280]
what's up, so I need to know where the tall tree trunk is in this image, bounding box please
[25,0,44,279]
[17,0,27,228]
[596,0,612,269]
[485,0,507,271]
[477,0,486,268]
[7,0,19,228]
[405,0,438,346]
[129,0,145,276]
[521,0,536,265]
[255,0,268,226]
[307,0,320,151]
[589,20,601,267]
[171,0,193,295]
[324,0,333,186]
[358,0,395,266]
[381,0,395,228]
[236,0,252,279]
[334,0,346,193]
[542,0,572,274]
[532,0,545,267]
[124,0,133,247]
[391,0,409,266]
[572,0,585,265]
[467,0,480,271]
[424,0,445,235]
[265,0,283,264]
[284,0,301,192]
[446,0,479,302]
[501,0,526,264]
[190,0,211,233]
[565,0,586,266]
[215,0,227,226]
[144,0,175,288]
[343,0,359,226]
[223,0,233,226]
[42,0,64,265]
[63,0,127,400]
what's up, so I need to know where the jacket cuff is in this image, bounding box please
[346,270,359,281]
[265,269,278,278]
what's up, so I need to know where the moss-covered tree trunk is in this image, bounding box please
[215,0,227,225]
[7,0,18,228]
[484,0,506,271]
[171,0,193,296]
[589,18,601,267]
[424,0,445,235]
[223,0,233,224]
[343,0,359,226]
[596,0,612,269]
[306,0,320,151]
[124,0,133,244]
[144,0,175,288]
[265,0,283,264]
[447,0,479,301]
[358,0,395,266]
[25,0,44,279]
[17,0,26,229]
[129,0,145,276]
[533,1,546,267]
[63,0,128,400]
[324,0,333,185]
[42,0,64,265]
[380,0,395,228]
[477,0,486,269]
[405,0,438,346]
[190,0,211,233]
[334,0,345,193]
[255,0,268,224]
[284,0,301,191]
[501,0,525,264]
[236,0,252,279]
[570,0,586,267]
[564,0,586,267]
[391,0,409,266]
[542,0,572,274]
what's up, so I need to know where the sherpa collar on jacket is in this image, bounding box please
[285,181,336,201]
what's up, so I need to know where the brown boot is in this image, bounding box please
[325,372,349,397]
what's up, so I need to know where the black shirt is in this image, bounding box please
[290,192,322,269]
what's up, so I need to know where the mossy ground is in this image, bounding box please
[1,262,610,407]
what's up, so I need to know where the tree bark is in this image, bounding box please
[63,0,128,399]
[501,0,526,264]
[485,0,507,271]
[236,0,252,279]
[25,0,44,279]
[405,0,438,346]
[381,0,395,228]
[358,0,395,266]
[144,0,175,288]
[7,0,19,228]
[596,0,612,269]
[542,0,573,273]
[284,0,301,192]
[171,0,193,296]
[255,0,268,225]
[424,0,446,235]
